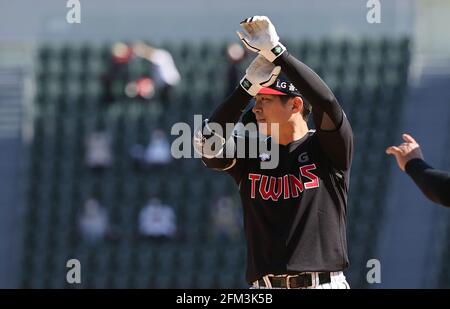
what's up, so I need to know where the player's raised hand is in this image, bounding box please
[240,54,281,96]
[386,133,424,171]
[236,16,286,63]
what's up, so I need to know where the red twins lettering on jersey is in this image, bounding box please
[248,164,320,202]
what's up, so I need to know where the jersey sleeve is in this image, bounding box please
[200,134,248,184]
[315,112,354,171]
[405,159,450,207]
[274,51,354,171]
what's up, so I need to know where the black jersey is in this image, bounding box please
[205,116,352,283]
[198,51,354,284]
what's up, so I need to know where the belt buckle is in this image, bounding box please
[285,275,297,289]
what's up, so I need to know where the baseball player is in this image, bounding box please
[194,16,353,289]
[386,133,450,207]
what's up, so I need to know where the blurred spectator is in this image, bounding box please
[211,196,241,243]
[79,199,108,244]
[132,42,181,89]
[101,42,132,103]
[144,129,172,165]
[85,131,113,169]
[111,42,134,64]
[125,76,155,100]
[130,129,171,167]
[138,198,177,239]
[225,43,246,95]
[102,41,180,104]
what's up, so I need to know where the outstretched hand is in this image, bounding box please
[386,133,424,171]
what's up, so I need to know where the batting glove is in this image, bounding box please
[236,16,286,63]
[240,54,281,96]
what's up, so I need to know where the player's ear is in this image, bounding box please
[291,96,303,113]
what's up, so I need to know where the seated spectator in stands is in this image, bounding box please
[101,42,132,104]
[138,198,177,239]
[144,129,171,165]
[132,41,181,102]
[79,199,108,244]
[130,129,171,168]
[210,196,241,243]
[85,131,113,170]
[101,41,180,105]
[125,76,156,100]
[386,133,450,207]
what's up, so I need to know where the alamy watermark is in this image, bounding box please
[366,258,381,284]
[66,259,81,284]
[66,0,81,24]
[366,0,381,24]
[171,115,280,169]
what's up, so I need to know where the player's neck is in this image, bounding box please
[273,120,309,146]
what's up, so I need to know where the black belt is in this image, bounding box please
[257,272,331,288]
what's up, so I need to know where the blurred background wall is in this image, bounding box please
[0,0,414,43]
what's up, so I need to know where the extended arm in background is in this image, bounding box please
[405,159,450,207]
[387,134,450,207]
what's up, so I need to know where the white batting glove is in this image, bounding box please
[236,16,286,63]
[240,55,281,96]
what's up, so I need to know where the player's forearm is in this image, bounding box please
[194,86,250,163]
[208,86,253,130]
[274,51,343,128]
[405,159,450,207]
